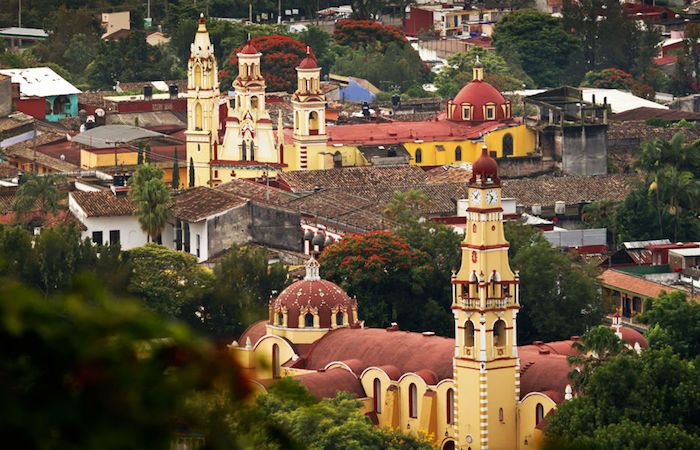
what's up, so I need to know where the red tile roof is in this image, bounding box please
[278,165,428,192]
[325,119,509,145]
[71,190,135,217]
[292,368,366,398]
[599,269,693,300]
[272,278,357,328]
[173,186,246,222]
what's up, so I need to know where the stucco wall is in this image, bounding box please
[562,124,608,176]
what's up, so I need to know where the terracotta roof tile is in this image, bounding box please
[501,175,637,207]
[599,269,697,300]
[173,186,246,222]
[612,107,700,122]
[71,190,135,217]
[215,179,295,206]
[292,368,366,399]
[278,165,428,192]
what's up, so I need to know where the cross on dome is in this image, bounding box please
[305,256,321,281]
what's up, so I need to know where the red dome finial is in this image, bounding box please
[470,144,500,185]
[240,40,258,55]
[298,46,319,69]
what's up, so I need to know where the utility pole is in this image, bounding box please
[32,119,36,173]
[249,1,253,22]
[18,0,21,28]
[278,0,282,24]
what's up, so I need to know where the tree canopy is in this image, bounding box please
[640,291,700,359]
[492,9,583,87]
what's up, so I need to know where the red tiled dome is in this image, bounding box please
[450,80,510,122]
[239,41,259,55]
[470,145,500,184]
[270,258,356,328]
[298,46,318,69]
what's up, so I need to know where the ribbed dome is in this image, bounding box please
[239,41,259,55]
[449,80,510,122]
[270,257,356,329]
[470,145,500,184]
[298,46,318,69]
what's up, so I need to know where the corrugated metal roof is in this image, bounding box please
[623,239,671,249]
[72,125,170,148]
[0,67,80,97]
[0,27,48,39]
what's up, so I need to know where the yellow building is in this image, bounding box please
[184,18,537,186]
[231,148,648,449]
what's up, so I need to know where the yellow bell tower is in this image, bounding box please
[290,47,328,171]
[452,145,520,450]
[185,14,220,187]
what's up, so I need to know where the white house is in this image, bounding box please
[69,187,147,249]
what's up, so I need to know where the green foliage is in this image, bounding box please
[505,221,604,343]
[434,47,532,98]
[563,0,661,76]
[249,379,435,450]
[297,25,335,73]
[0,273,249,450]
[645,117,671,128]
[639,291,700,359]
[171,149,180,189]
[331,42,429,93]
[12,172,65,223]
[492,9,583,87]
[62,33,98,74]
[127,243,213,320]
[544,348,700,448]
[129,164,172,241]
[86,31,181,89]
[321,230,441,331]
[566,325,627,394]
[195,245,289,340]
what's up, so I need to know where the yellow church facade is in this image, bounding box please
[185,18,537,187]
[225,147,650,449]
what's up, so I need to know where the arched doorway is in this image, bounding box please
[442,440,455,450]
[502,133,514,157]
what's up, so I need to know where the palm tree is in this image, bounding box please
[567,325,627,395]
[129,164,172,242]
[12,173,66,223]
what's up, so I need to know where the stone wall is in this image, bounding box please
[207,204,252,258]
[249,202,302,252]
[0,76,12,117]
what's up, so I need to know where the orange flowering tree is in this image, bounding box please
[221,35,307,93]
[333,20,407,51]
[320,230,451,334]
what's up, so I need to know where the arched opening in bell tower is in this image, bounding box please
[194,64,202,87]
[464,320,475,349]
[194,103,203,130]
[309,111,319,135]
[494,319,506,347]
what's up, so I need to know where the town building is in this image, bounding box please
[101,11,130,40]
[0,27,48,50]
[185,17,537,187]
[0,67,81,122]
[231,147,648,450]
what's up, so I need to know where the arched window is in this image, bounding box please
[535,403,544,424]
[503,133,514,157]
[373,378,382,413]
[194,64,202,87]
[309,111,319,135]
[494,319,506,347]
[465,320,475,347]
[333,151,342,168]
[486,105,496,120]
[415,148,422,164]
[446,388,454,424]
[336,311,344,326]
[272,343,280,379]
[277,312,284,326]
[455,146,462,161]
[408,383,418,418]
[241,141,247,161]
[194,103,203,130]
[251,96,258,110]
[250,141,255,161]
[442,442,455,450]
[499,407,504,422]
[304,313,314,328]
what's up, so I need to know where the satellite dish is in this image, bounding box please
[95,108,105,118]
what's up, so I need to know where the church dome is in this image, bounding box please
[239,40,259,55]
[298,46,319,69]
[270,257,357,329]
[470,145,500,184]
[448,58,511,123]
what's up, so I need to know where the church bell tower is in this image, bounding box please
[291,47,327,171]
[185,14,219,187]
[452,145,520,450]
